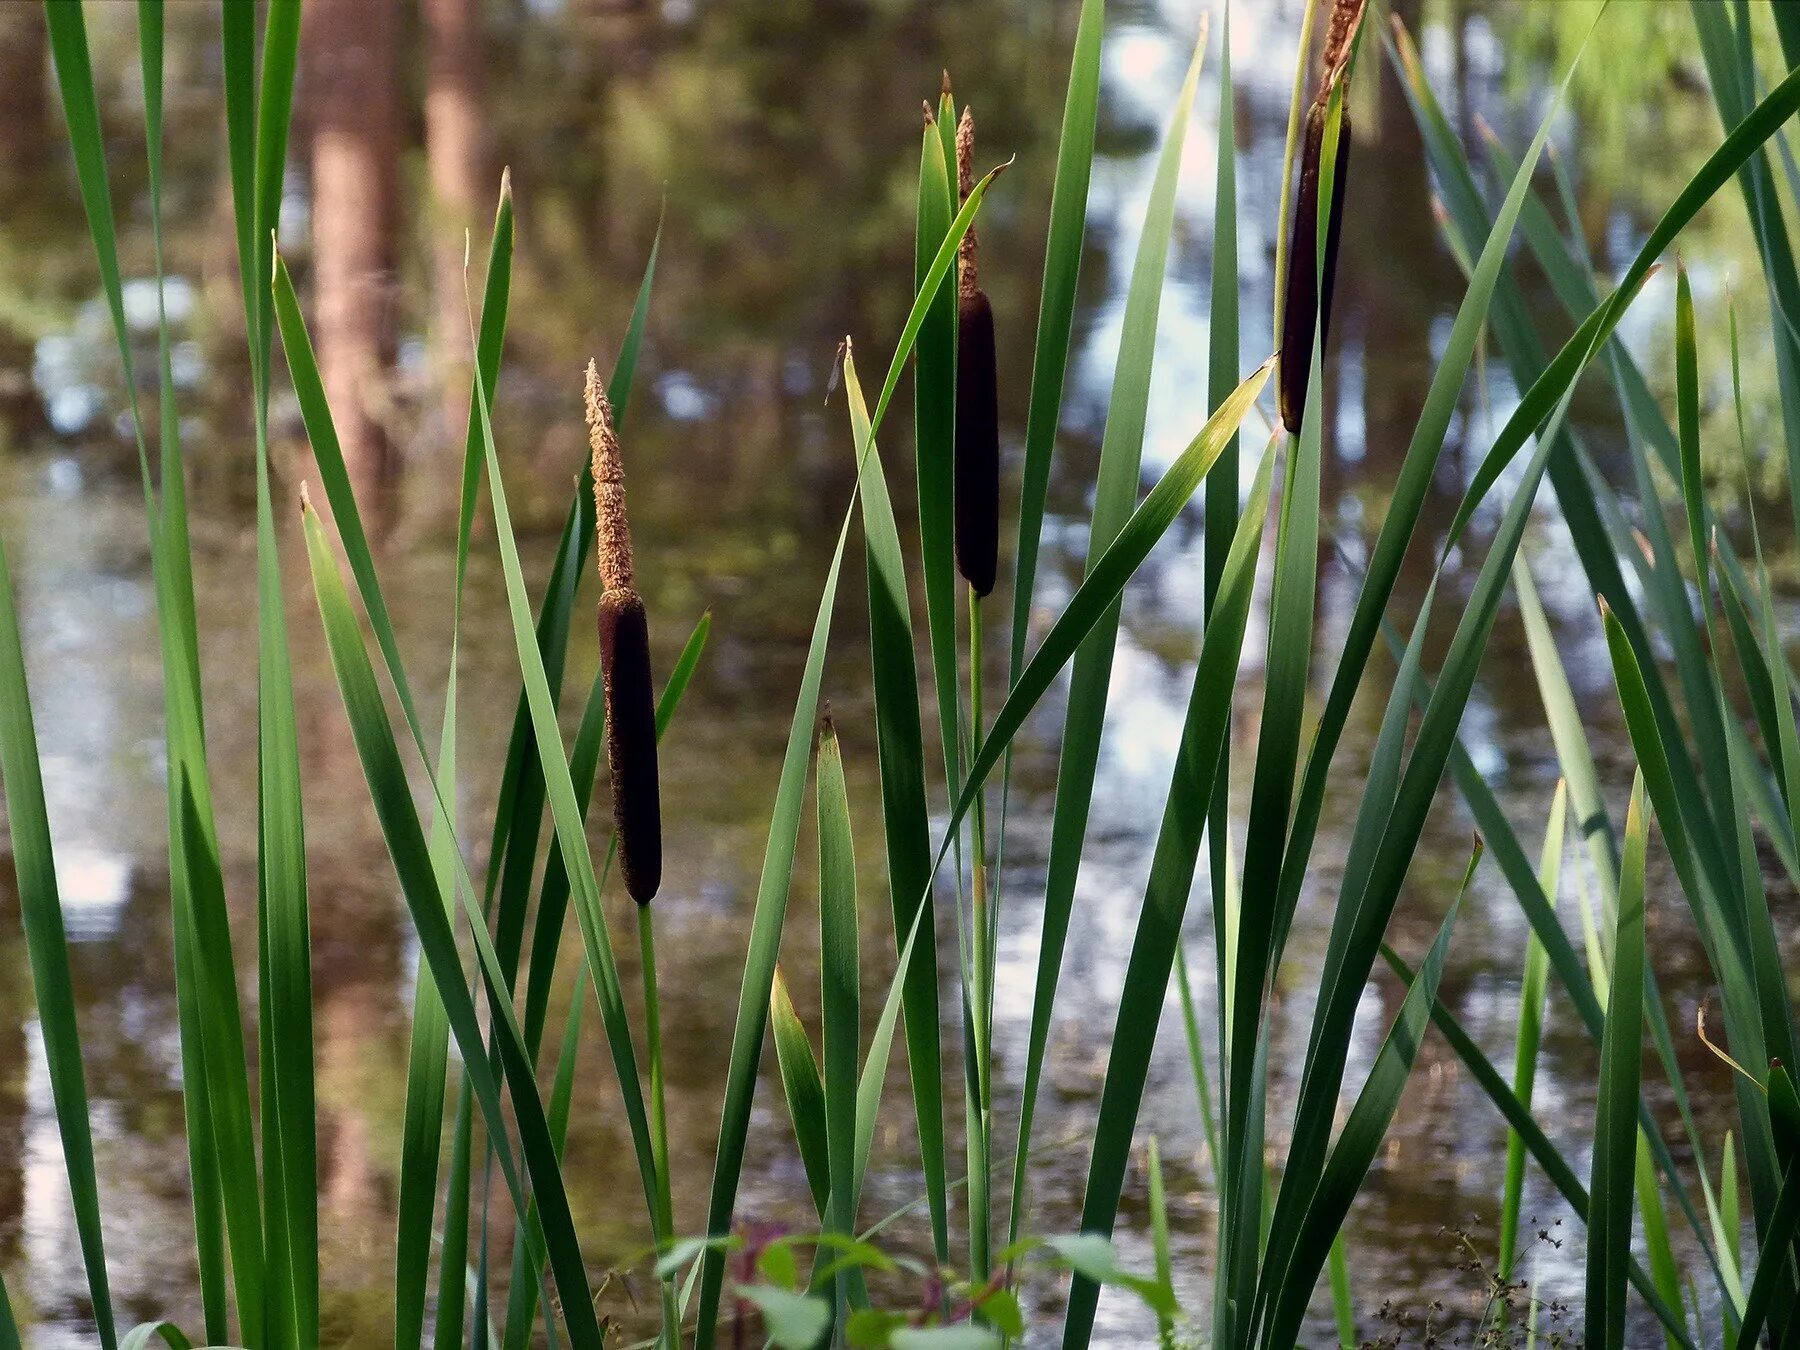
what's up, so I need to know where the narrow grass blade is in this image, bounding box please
[1585,774,1651,1350]
[433,1081,474,1350]
[1515,559,1620,912]
[0,537,115,1348]
[851,870,935,1227]
[1738,1162,1800,1350]
[1500,784,1567,1279]
[224,4,308,1341]
[1634,1130,1685,1347]
[1011,17,1209,1251]
[1327,1236,1354,1349]
[1174,948,1220,1176]
[1148,1139,1175,1349]
[772,971,832,1217]
[842,344,946,1267]
[1203,2,1240,970]
[135,10,228,1333]
[817,718,862,1278]
[1009,0,1104,681]
[1719,1131,1746,1319]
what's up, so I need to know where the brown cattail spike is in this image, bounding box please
[954,104,999,598]
[586,358,634,593]
[598,589,661,904]
[585,359,660,903]
[1278,40,1355,433]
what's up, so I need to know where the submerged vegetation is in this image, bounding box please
[5,0,1800,1346]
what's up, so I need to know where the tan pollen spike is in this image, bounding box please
[956,106,979,298]
[585,357,635,594]
[1318,0,1368,105]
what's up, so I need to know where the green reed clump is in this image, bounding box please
[587,357,663,905]
[1279,0,1363,432]
[22,1,1800,1346]
[954,104,1000,598]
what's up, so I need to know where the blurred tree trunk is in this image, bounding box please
[0,7,48,446]
[425,0,487,453]
[305,0,401,534]
[0,7,46,183]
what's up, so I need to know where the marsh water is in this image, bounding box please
[0,0,1784,1343]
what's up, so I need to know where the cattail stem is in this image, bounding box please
[965,584,994,1283]
[637,906,671,1230]
[967,588,992,1052]
[636,904,679,1346]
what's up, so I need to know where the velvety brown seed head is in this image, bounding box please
[585,357,634,593]
[1278,101,1351,434]
[598,589,661,904]
[956,286,999,597]
[956,107,979,295]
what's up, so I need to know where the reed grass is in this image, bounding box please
[10,1,1800,1346]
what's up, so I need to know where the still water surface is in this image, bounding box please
[0,0,1781,1343]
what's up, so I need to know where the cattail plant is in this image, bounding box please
[951,88,1006,1282]
[587,358,663,905]
[955,104,1000,598]
[1278,0,1365,432]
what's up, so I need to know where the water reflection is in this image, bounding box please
[0,0,1777,1343]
